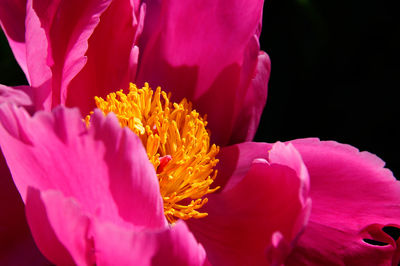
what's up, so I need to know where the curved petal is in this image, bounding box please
[137,0,265,146]
[25,187,206,265]
[91,219,206,266]
[187,142,311,266]
[25,0,52,107]
[0,104,166,230]
[25,188,90,265]
[0,86,38,263]
[286,138,400,265]
[0,0,29,81]
[0,153,49,265]
[228,49,271,144]
[23,0,112,110]
[0,85,32,108]
[214,141,271,190]
[66,0,144,115]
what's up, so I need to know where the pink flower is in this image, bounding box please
[0,0,399,265]
[0,104,311,265]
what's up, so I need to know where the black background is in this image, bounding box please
[1,0,399,178]
[255,0,399,178]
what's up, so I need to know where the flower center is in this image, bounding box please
[86,83,219,223]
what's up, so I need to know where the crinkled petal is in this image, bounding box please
[286,138,400,265]
[66,0,144,115]
[0,0,29,81]
[0,85,37,262]
[0,104,166,229]
[187,142,311,265]
[137,0,265,146]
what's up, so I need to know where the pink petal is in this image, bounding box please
[286,138,400,265]
[214,141,271,190]
[0,153,49,265]
[0,84,39,263]
[49,0,112,108]
[228,48,271,144]
[66,0,144,115]
[0,0,29,81]
[265,231,292,266]
[187,142,311,265]
[137,0,266,146]
[23,0,112,110]
[0,104,166,230]
[91,219,206,265]
[25,188,90,265]
[25,188,206,265]
[0,85,32,108]
[25,0,53,108]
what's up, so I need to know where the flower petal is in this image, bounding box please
[286,138,400,265]
[228,47,271,144]
[23,0,112,109]
[66,0,144,115]
[25,188,90,265]
[0,85,37,262]
[137,0,265,146]
[0,104,166,229]
[0,0,29,81]
[25,0,52,107]
[214,141,271,190]
[0,85,32,108]
[91,219,206,266]
[187,142,311,265]
[25,187,206,265]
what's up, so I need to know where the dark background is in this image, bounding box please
[1,0,399,178]
[255,0,399,178]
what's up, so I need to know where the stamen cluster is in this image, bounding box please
[86,83,219,223]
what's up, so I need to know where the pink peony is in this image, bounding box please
[0,0,399,265]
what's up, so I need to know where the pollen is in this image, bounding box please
[86,83,220,223]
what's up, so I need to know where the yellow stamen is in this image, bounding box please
[86,83,220,223]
